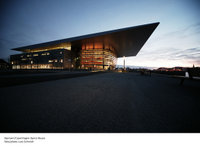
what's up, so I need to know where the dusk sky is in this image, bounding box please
[0,0,200,68]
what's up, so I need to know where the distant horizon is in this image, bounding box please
[116,64,198,70]
[0,56,198,70]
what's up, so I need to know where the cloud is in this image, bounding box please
[146,47,200,61]
[158,22,200,39]
[143,22,200,50]
[120,46,200,68]
[170,47,200,64]
[122,23,200,67]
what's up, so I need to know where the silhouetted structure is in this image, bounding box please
[0,59,10,70]
[10,22,159,70]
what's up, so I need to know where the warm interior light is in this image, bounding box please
[81,42,117,70]
[23,42,71,53]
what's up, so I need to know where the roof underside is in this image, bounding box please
[12,22,159,58]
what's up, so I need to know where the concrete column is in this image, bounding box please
[123,56,126,70]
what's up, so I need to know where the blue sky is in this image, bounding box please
[0,0,200,67]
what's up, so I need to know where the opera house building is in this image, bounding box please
[10,22,159,70]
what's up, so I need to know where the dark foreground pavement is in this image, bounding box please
[0,71,102,87]
[0,72,200,132]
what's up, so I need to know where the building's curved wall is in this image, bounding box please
[81,43,117,70]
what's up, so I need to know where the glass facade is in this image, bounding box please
[81,43,117,70]
[10,43,117,70]
[10,49,71,70]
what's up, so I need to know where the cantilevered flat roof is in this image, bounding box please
[12,22,159,57]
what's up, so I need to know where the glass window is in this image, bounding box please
[81,44,116,70]
[94,43,103,49]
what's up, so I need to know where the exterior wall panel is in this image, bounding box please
[10,49,69,69]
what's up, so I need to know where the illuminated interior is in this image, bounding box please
[10,49,69,70]
[81,43,117,70]
[12,64,64,69]
[22,43,71,53]
[11,23,159,70]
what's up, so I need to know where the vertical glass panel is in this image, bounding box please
[81,43,116,70]
[94,43,103,49]
[86,43,93,49]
